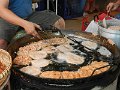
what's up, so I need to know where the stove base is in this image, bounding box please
[10,78,118,90]
[91,78,117,90]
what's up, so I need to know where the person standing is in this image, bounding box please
[0,0,65,49]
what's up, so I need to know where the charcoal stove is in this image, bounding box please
[7,29,120,90]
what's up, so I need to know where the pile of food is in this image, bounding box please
[13,34,112,79]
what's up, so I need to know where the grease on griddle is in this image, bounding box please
[14,35,113,79]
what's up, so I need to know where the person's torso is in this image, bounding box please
[8,0,32,18]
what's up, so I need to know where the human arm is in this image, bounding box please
[0,0,41,38]
[106,0,120,12]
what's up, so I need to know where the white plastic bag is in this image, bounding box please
[85,18,120,34]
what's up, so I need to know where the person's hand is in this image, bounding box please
[23,21,41,38]
[106,2,119,13]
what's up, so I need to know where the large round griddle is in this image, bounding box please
[7,30,120,90]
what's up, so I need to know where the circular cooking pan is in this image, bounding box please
[7,30,120,90]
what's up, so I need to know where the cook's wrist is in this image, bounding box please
[115,1,120,5]
[20,20,29,29]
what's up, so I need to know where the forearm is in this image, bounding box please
[115,0,120,5]
[0,6,28,29]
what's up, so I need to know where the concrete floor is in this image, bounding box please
[65,13,96,31]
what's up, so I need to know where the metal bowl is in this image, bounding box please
[98,19,120,49]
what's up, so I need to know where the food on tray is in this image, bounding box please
[66,52,85,65]
[17,43,40,56]
[39,61,109,79]
[20,66,41,76]
[79,61,109,77]
[57,53,66,63]
[28,51,47,59]
[56,44,73,52]
[81,41,98,50]
[82,65,97,77]
[17,40,49,56]
[13,55,32,65]
[31,59,51,68]
[108,39,115,45]
[48,38,66,45]
[61,71,70,79]
[14,35,112,79]
[62,71,80,79]
[42,46,57,54]
[40,71,61,79]
[91,61,110,72]
[97,46,111,57]
[108,26,120,30]
[57,52,85,64]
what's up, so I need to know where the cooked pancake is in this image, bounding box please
[40,71,61,79]
[56,44,73,52]
[61,71,69,79]
[13,55,32,65]
[31,59,50,68]
[42,46,57,54]
[28,51,47,59]
[57,53,66,63]
[97,46,111,57]
[81,41,98,50]
[48,38,66,45]
[66,52,85,65]
[20,66,41,76]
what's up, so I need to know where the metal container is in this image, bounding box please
[99,26,120,49]
[98,19,120,49]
